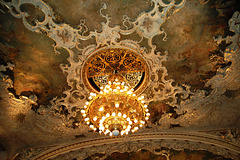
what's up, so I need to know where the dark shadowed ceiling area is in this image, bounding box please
[0,0,240,159]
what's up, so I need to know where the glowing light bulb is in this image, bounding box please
[109,132,113,136]
[145,117,149,120]
[140,120,145,124]
[134,119,138,123]
[115,103,119,108]
[84,105,87,108]
[99,107,104,111]
[93,117,97,121]
[112,112,116,116]
[99,126,105,130]
[81,110,85,114]
[87,122,90,125]
[144,105,148,108]
[123,114,127,118]
[82,114,86,117]
[106,113,110,117]
[88,96,92,100]
[141,100,145,103]
[127,117,130,121]
[146,113,150,116]
[127,91,132,94]
[84,118,89,121]
[129,121,132,125]
[85,102,89,105]
[90,125,94,128]
[118,113,122,116]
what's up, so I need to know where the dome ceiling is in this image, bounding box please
[0,0,239,159]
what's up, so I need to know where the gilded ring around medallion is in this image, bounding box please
[82,46,149,95]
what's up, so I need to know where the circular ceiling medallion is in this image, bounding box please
[82,46,149,95]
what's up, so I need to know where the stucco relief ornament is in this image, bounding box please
[135,0,186,39]
[160,11,240,128]
[49,24,77,49]
[90,3,121,47]
[208,11,240,93]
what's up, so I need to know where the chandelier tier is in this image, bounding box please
[81,74,150,136]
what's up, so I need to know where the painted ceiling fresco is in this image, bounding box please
[0,0,239,159]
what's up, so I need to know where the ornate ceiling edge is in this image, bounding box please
[18,131,239,160]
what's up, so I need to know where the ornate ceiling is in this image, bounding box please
[0,0,239,159]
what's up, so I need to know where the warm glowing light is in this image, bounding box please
[81,110,85,114]
[93,117,97,121]
[115,103,119,108]
[82,76,150,136]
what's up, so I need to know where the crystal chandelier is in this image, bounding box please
[81,74,150,136]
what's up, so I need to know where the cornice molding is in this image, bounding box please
[29,131,239,160]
